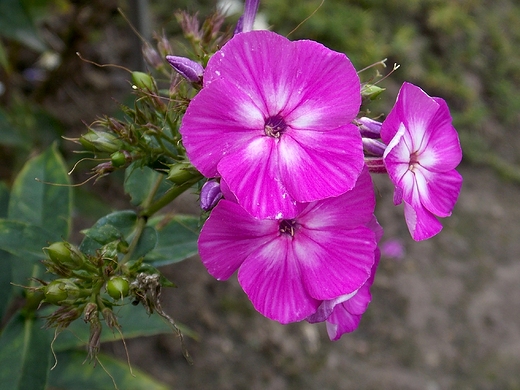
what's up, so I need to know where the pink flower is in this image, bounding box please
[180,30,363,219]
[198,169,379,324]
[381,82,463,241]
[307,219,382,340]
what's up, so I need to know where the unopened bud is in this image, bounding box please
[361,84,385,100]
[143,44,164,69]
[110,151,130,168]
[167,162,200,185]
[44,242,85,270]
[80,130,123,154]
[44,279,81,305]
[356,117,382,138]
[106,276,130,300]
[200,180,222,211]
[131,71,156,91]
[362,138,386,157]
[166,55,204,84]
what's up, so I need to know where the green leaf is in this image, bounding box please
[50,303,196,352]
[0,251,13,320]
[80,211,158,260]
[0,181,9,218]
[0,219,59,284]
[0,108,24,147]
[145,214,200,266]
[131,225,158,260]
[48,350,169,390]
[8,143,71,238]
[0,313,52,389]
[0,220,59,258]
[124,164,171,206]
[80,211,137,255]
[0,0,47,52]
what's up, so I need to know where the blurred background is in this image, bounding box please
[1,0,520,389]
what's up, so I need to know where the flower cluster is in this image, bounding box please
[173,5,462,340]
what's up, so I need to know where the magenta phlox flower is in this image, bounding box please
[381,82,463,241]
[198,169,378,324]
[306,218,382,340]
[180,30,363,219]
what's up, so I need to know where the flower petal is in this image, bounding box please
[217,137,298,219]
[295,226,376,300]
[403,201,443,241]
[416,167,463,217]
[277,125,364,202]
[238,237,320,323]
[198,200,277,280]
[180,78,265,177]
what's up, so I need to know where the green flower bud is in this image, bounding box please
[361,84,385,100]
[110,151,127,168]
[80,130,124,153]
[45,242,72,264]
[44,279,80,305]
[166,162,201,185]
[106,276,130,300]
[131,71,155,91]
[44,242,85,270]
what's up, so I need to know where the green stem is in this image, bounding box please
[140,180,196,218]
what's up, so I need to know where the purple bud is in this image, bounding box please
[234,0,260,34]
[166,55,204,83]
[362,138,386,157]
[200,180,223,211]
[356,117,382,138]
[143,44,163,69]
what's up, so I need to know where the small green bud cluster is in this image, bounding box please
[38,238,177,361]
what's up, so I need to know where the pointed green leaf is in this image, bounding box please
[48,350,169,390]
[0,219,59,284]
[80,211,157,260]
[0,0,47,52]
[145,214,200,266]
[0,220,59,259]
[0,181,9,218]
[0,313,52,389]
[124,164,171,207]
[0,251,13,320]
[131,225,158,259]
[80,211,137,255]
[8,144,71,238]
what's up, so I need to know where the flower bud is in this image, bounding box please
[106,276,130,300]
[362,138,386,157]
[166,55,204,84]
[200,180,222,211]
[110,151,129,168]
[361,83,385,100]
[142,44,164,70]
[131,71,156,91]
[166,162,200,185]
[44,279,81,305]
[80,130,123,154]
[45,241,72,265]
[44,242,85,270]
[356,117,382,138]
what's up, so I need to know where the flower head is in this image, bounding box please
[198,169,379,324]
[180,30,363,219]
[381,82,463,240]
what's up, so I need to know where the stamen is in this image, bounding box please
[264,114,287,138]
[279,219,297,237]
